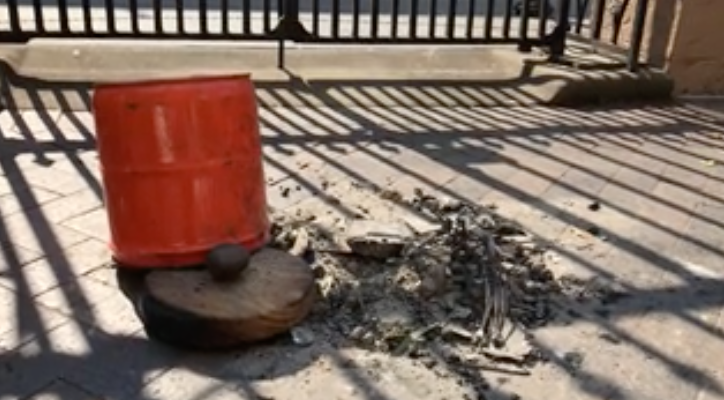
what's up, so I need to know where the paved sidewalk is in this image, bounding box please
[1,101,724,400]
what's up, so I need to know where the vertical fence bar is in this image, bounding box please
[519,0,530,41]
[81,0,92,33]
[610,0,630,43]
[391,0,400,38]
[466,0,476,38]
[553,0,571,56]
[590,0,605,39]
[372,0,380,39]
[58,0,70,34]
[175,0,185,34]
[277,0,284,32]
[574,0,589,33]
[278,40,285,69]
[243,0,251,34]
[557,0,571,30]
[200,0,209,34]
[277,0,300,66]
[263,0,272,32]
[332,0,340,38]
[484,0,494,40]
[6,0,21,34]
[352,0,360,38]
[538,0,550,38]
[106,0,117,33]
[429,0,438,38]
[277,0,285,68]
[221,0,229,34]
[410,0,419,38]
[446,0,457,39]
[627,0,650,71]
[312,0,320,35]
[32,0,45,33]
[153,0,163,34]
[503,0,513,39]
[129,0,140,33]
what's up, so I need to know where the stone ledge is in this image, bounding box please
[0,40,674,110]
[540,66,675,106]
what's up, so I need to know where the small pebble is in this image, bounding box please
[563,351,584,371]
[290,326,315,347]
[348,326,366,341]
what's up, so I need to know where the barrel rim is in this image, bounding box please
[93,73,253,90]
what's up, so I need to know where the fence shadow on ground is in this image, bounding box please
[0,66,723,400]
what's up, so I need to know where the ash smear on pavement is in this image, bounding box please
[269,183,625,398]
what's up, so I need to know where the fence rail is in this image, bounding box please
[0,0,651,70]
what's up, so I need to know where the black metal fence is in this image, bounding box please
[0,0,651,70]
[567,0,651,71]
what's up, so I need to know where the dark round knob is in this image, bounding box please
[206,244,251,282]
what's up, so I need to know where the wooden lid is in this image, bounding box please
[123,248,317,348]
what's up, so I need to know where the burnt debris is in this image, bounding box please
[268,187,619,391]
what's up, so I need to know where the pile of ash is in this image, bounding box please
[269,187,625,393]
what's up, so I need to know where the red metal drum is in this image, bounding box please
[92,75,269,268]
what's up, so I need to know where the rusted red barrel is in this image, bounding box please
[93,75,269,268]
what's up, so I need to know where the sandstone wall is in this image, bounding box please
[592,0,724,94]
[666,0,724,94]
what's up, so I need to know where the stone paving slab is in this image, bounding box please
[1,103,724,400]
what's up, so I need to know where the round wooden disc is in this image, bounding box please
[135,248,316,349]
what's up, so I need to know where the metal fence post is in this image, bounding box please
[272,0,313,69]
[627,0,651,72]
[590,0,607,40]
[277,0,288,69]
[550,0,571,60]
